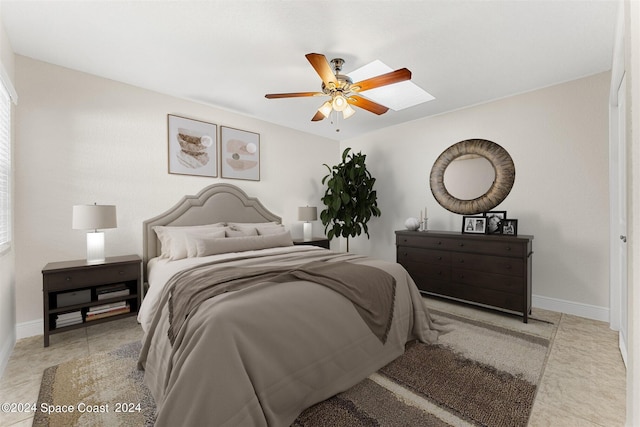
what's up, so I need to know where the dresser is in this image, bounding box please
[396,230,533,322]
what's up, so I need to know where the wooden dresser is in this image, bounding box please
[396,230,534,322]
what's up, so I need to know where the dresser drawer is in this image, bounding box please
[397,246,451,266]
[451,268,524,294]
[424,281,523,313]
[451,252,524,277]
[397,234,456,250]
[448,238,528,257]
[401,259,451,283]
[45,263,140,291]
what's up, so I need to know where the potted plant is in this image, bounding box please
[320,147,381,252]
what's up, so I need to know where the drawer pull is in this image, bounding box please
[437,256,442,260]
[458,243,464,247]
[506,246,512,251]
[66,277,71,281]
[437,241,442,245]
[459,259,464,263]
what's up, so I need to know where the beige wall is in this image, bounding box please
[13,56,338,328]
[342,72,611,318]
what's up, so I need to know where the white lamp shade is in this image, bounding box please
[342,104,356,119]
[332,94,348,112]
[72,205,117,230]
[318,101,332,118]
[298,206,317,222]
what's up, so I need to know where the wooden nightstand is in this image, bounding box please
[292,237,330,249]
[41,255,142,347]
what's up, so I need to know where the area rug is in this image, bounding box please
[34,309,554,427]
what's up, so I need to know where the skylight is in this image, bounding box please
[348,60,435,111]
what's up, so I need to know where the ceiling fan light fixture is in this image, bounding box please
[318,101,333,118]
[342,104,356,119]
[332,94,348,111]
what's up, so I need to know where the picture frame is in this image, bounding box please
[484,210,507,234]
[167,115,218,177]
[462,216,487,234]
[220,126,260,181]
[501,219,518,235]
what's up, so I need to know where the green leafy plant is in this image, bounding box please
[320,147,381,252]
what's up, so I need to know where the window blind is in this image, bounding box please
[0,80,11,252]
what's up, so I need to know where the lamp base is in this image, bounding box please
[86,231,105,263]
[303,222,312,241]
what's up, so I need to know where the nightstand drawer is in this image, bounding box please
[45,263,140,291]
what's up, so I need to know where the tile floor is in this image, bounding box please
[0,300,627,427]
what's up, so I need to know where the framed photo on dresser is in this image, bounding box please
[484,211,507,234]
[501,219,518,235]
[462,216,487,234]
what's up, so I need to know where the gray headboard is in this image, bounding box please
[142,183,281,272]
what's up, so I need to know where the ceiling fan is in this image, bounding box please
[265,53,412,122]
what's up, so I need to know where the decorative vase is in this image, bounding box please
[404,217,420,231]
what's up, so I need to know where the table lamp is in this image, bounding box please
[298,206,317,242]
[72,203,117,263]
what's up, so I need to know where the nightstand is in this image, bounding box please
[41,255,142,347]
[292,237,330,249]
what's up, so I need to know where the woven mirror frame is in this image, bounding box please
[430,139,515,215]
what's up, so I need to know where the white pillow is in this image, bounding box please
[225,226,259,237]
[196,231,293,257]
[153,223,225,259]
[256,225,286,235]
[185,229,226,258]
[230,223,285,236]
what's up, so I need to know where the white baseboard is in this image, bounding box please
[0,330,15,379]
[16,318,43,340]
[532,294,609,322]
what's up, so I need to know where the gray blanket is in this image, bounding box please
[138,247,441,427]
[167,258,396,345]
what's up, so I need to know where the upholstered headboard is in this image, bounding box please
[142,183,281,271]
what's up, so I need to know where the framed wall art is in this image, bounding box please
[168,115,218,177]
[462,216,487,234]
[501,219,518,235]
[220,126,260,181]
[484,210,507,234]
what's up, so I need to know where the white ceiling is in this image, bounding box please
[1,0,619,141]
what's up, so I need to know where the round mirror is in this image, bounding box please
[443,155,496,200]
[430,139,515,215]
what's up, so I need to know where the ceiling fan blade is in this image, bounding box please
[265,92,323,99]
[306,53,338,87]
[351,68,412,92]
[311,110,326,121]
[348,95,390,115]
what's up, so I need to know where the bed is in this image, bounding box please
[137,183,440,426]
